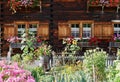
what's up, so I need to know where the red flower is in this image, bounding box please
[89,37,99,45]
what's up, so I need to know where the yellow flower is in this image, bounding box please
[72,40,77,45]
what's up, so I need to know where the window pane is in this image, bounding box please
[18,24,25,37]
[71,24,80,38]
[114,24,120,36]
[29,24,37,36]
[82,24,91,38]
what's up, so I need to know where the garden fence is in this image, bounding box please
[52,55,116,68]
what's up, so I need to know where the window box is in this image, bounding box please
[78,42,97,47]
[10,43,41,48]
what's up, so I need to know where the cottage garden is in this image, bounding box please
[0,29,120,82]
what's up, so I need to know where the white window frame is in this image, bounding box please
[17,24,26,38]
[82,23,91,39]
[114,23,120,36]
[29,24,37,36]
[71,24,80,38]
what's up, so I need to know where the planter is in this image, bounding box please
[78,42,97,47]
[10,43,41,48]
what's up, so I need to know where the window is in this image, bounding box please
[71,24,80,38]
[114,24,120,36]
[16,21,39,38]
[17,24,25,37]
[82,24,91,39]
[29,24,37,36]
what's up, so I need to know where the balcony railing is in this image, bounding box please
[109,42,120,47]
[10,43,41,48]
[78,42,97,47]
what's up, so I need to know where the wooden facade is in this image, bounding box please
[0,0,120,56]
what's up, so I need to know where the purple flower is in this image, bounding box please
[100,0,109,5]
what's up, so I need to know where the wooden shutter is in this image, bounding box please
[38,23,49,40]
[103,24,113,39]
[4,24,15,39]
[58,23,70,39]
[94,22,113,39]
[94,23,102,39]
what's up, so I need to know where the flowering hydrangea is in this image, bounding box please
[0,60,35,82]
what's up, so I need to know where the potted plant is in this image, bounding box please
[62,36,80,64]
[34,41,52,70]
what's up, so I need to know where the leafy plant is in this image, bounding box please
[34,42,52,58]
[12,54,22,63]
[83,48,107,82]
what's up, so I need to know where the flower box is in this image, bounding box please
[10,43,41,48]
[78,42,97,47]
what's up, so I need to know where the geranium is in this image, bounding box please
[0,60,35,82]
[89,37,101,45]
[63,36,80,56]
[7,36,20,43]
[8,0,41,14]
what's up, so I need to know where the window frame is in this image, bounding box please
[14,21,39,38]
[113,23,120,36]
[70,23,80,38]
[82,23,92,39]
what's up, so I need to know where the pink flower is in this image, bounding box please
[0,76,3,82]
[0,60,35,82]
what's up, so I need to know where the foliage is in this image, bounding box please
[114,34,120,42]
[11,54,22,63]
[106,49,120,82]
[20,29,37,63]
[8,0,40,14]
[51,63,83,75]
[20,63,45,82]
[106,60,120,82]
[0,60,35,82]
[83,48,107,82]
[63,36,80,56]
[34,42,52,57]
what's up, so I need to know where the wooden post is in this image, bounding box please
[116,5,120,13]
[7,44,12,62]
[93,64,96,82]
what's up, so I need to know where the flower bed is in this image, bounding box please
[0,60,35,82]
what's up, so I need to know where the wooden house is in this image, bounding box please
[0,0,120,56]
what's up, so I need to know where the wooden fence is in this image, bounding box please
[52,55,116,67]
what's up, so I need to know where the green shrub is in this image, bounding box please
[83,48,107,82]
